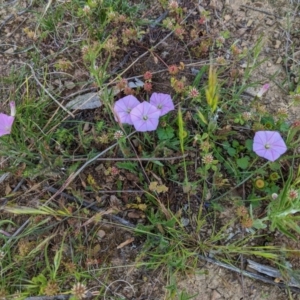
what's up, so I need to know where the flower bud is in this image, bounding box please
[10,101,16,117]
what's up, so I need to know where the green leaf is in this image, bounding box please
[53,243,64,278]
[202,132,208,140]
[197,109,207,125]
[252,218,267,229]
[276,222,297,240]
[250,198,261,208]
[265,185,280,194]
[68,162,80,174]
[116,162,138,173]
[222,141,230,149]
[279,121,290,132]
[152,160,164,167]
[193,65,208,87]
[177,106,185,153]
[221,30,230,38]
[269,161,281,171]
[232,140,239,148]
[211,165,217,171]
[32,274,47,285]
[0,220,16,227]
[157,126,175,140]
[4,207,51,215]
[227,147,236,157]
[245,139,253,152]
[237,156,250,169]
[164,216,177,228]
[211,201,224,212]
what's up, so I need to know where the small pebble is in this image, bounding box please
[247,19,253,27]
[224,14,231,21]
[274,40,282,49]
[265,18,274,26]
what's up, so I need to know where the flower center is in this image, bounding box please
[157,104,162,109]
[143,115,148,121]
[126,108,131,113]
[255,179,265,189]
[264,143,270,149]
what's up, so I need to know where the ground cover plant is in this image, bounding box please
[1,0,300,299]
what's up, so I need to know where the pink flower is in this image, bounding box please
[114,95,140,125]
[130,102,160,132]
[149,93,174,116]
[256,83,270,98]
[0,101,15,137]
[253,131,287,162]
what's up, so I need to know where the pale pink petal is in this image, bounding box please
[114,95,140,125]
[257,83,270,97]
[130,102,160,132]
[150,93,174,116]
[253,131,287,162]
[0,113,14,137]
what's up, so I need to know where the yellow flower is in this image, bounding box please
[254,178,265,189]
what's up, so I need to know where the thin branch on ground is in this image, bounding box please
[25,296,70,300]
[62,153,188,162]
[1,219,30,249]
[24,291,95,300]
[240,4,283,19]
[198,255,300,293]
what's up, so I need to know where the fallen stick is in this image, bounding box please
[198,254,300,293]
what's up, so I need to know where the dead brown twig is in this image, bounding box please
[25,296,70,300]
[240,4,282,19]
[198,255,300,293]
[62,153,188,162]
